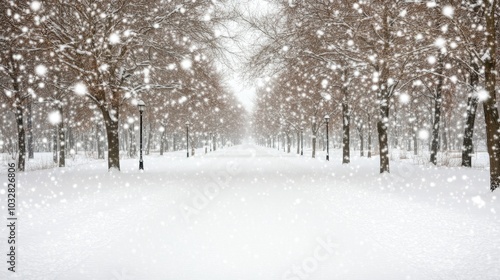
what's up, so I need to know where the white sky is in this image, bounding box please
[217,0,274,112]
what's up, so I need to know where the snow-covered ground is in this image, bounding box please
[0,144,498,280]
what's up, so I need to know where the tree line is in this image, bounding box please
[249,0,499,191]
[0,0,246,171]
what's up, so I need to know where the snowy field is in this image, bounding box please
[0,144,499,280]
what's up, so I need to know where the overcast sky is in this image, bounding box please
[217,0,275,112]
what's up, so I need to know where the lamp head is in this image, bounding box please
[137,100,146,112]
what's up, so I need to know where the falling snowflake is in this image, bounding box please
[427,56,436,64]
[109,33,120,44]
[399,93,410,104]
[434,38,446,48]
[35,65,47,77]
[442,6,454,18]
[476,89,489,102]
[30,1,41,11]
[48,111,62,125]
[73,82,88,95]
[180,58,192,70]
[418,129,429,140]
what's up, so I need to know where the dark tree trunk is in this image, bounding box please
[359,131,364,157]
[442,118,448,152]
[413,129,418,156]
[101,105,120,171]
[296,131,300,154]
[312,135,316,158]
[430,54,444,165]
[483,0,499,191]
[342,101,350,164]
[213,134,216,151]
[461,61,479,167]
[377,95,390,173]
[14,104,26,171]
[57,106,65,167]
[52,126,58,163]
[27,97,34,159]
[95,124,101,158]
[368,114,372,158]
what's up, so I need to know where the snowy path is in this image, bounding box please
[1,144,499,279]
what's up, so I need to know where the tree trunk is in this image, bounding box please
[368,115,372,158]
[287,132,291,153]
[14,103,26,171]
[461,61,479,167]
[57,106,65,167]
[430,54,444,165]
[213,134,216,151]
[173,134,177,151]
[160,129,166,155]
[483,0,499,191]
[311,122,317,158]
[27,96,34,159]
[52,126,58,163]
[359,132,364,157]
[312,135,316,158]
[101,105,120,171]
[376,7,392,173]
[296,131,300,154]
[413,129,418,156]
[342,101,350,164]
[377,94,390,173]
[95,124,101,158]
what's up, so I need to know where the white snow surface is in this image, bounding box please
[0,144,499,279]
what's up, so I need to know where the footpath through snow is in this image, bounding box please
[0,144,499,279]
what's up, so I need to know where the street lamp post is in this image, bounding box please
[324,115,330,161]
[185,121,190,158]
[300,127,304,156]
[138,100,146,170]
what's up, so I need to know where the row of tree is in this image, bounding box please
[249,0,499,191]
[0,0,246,171]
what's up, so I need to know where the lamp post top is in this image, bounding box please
[324,115,330,122]
[137,99,146,112]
